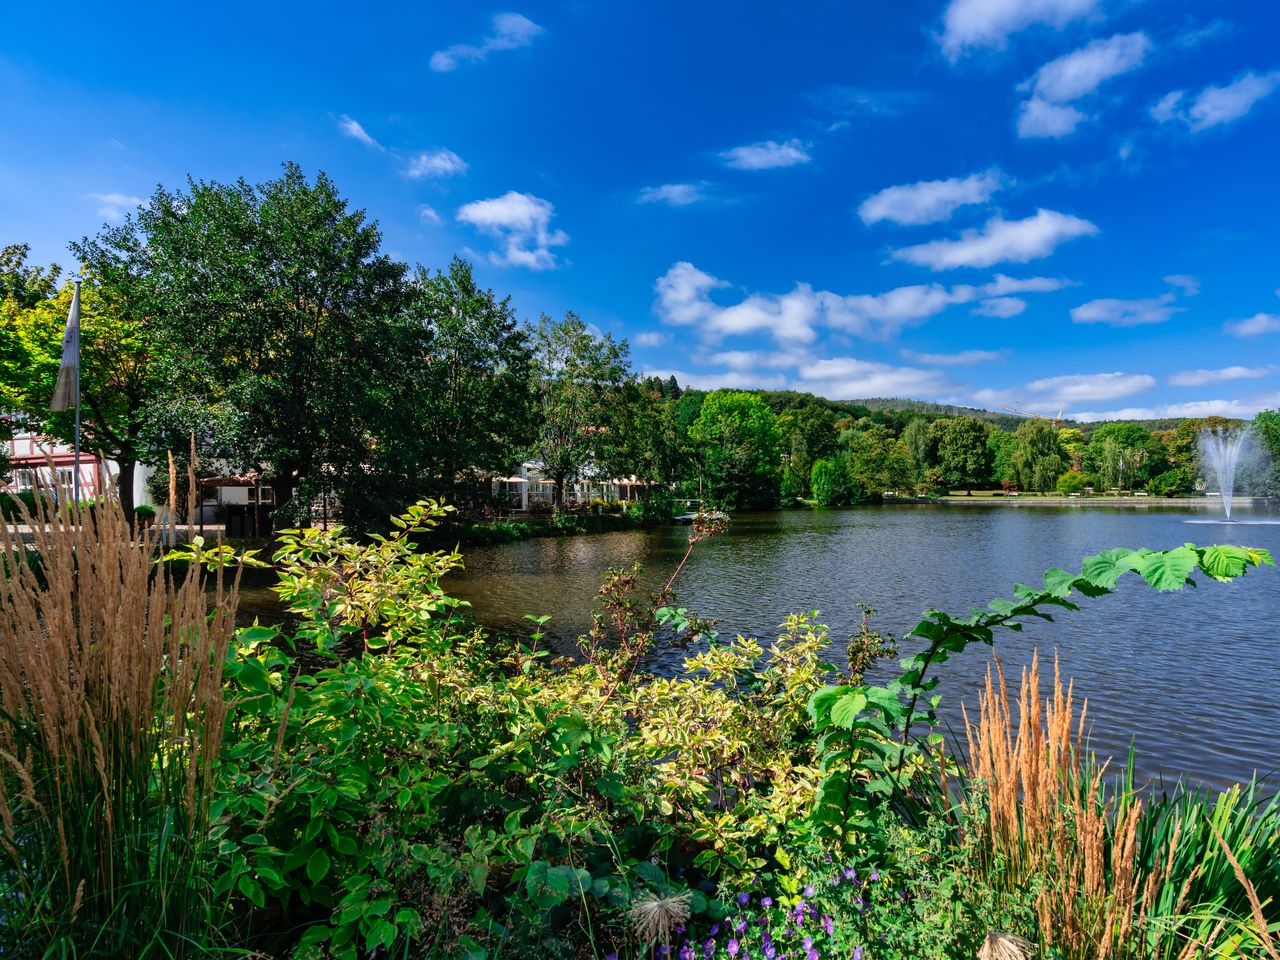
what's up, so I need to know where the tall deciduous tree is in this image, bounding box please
[900,416,934,485]
[1012,419,1064,493]
[133,163,410,521]
[401,258,535,507]
[529,312,631,509]
[930,416,993,494]
[689,390,781,510]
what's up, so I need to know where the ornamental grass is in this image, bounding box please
[0,478,239,957]
[963,651,1279,960]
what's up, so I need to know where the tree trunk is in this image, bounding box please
[554,476,565,511]
[117,459,137,518]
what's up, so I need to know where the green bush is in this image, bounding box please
[1148,466,1194,497]
[1056,469,1088,495]
[133,503,157,520]
[811,457,856,506]
[0,490,54,521]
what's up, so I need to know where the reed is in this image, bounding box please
[0,480,239,956]
[962,651,1280,959]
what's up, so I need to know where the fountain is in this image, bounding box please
[1198,426,1252,521]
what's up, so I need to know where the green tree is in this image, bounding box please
[987,429,1018,489]
[777,403,837,501]
[840,422,913,499]
[689,390,781,510]
[529,312,631,509]
[810,456,856,506]
[900,416,934,485]
[126,163,410,521]
[1056,470,1087,495]
[0,267,173,518]
[930,416,993,494]
[1012,419,1064,493]
[399,258,535,508]
[1252,409,1280,496]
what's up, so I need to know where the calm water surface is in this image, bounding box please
[443,504,1280,794]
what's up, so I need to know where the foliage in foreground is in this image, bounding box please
[1,496,1277,959]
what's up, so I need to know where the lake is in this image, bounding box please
[443,503,1280,795]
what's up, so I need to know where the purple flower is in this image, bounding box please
[822,915,834,937]
[738,892,751,905]
[704,942,716,959]
[804,885,815,898]
[870,869,880,882]
[763,947,776,960]
[806,951,818,960]
[843,867,857,882]
[681,948,696,960]
[803,936,814,951]
[605,955,617,960]
[728,940,740,958]
[783,927,794,936]
[761,897,773,908]
[854,949,864,960]
[710,925,721,937]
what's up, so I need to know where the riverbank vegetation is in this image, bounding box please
[2,492,1276,958]
[4,167,1279,531]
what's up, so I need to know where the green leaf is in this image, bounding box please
[1197,544,1249,581]
[306,847,331,885]
[1135,546,1198,591]
[1081,548,1140,589]
[829,690,868,729]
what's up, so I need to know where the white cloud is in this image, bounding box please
[973,297,1027,318]
[419,205,442,225]
[638,183,707,207]
[720,139,811,170]
[974,371,1156,414]
[1150,90,1185,123]
[1163,274,1200,295]
[652,263,1067,345]
[859,170,1005,226]
[901,348,1003,366]
[796,357,951,400]
[1226,313,1280,337]
[405,148,468,179]
[1153,71,1280,131]
[1017,33,1150,139]
[1029,33,1151,103]
[1168,365,1275,387]
[633,331,670,347]
[430,13,543,72]
[940,0,1099,59]
[642,368,789,392]
[456,191,568,270]
[337,115,384,151]
[87,192,142,222]
[1073,395,1280,422]
[1071,293,1181,327]
[892,209,1098,270]
[1017,98,1088,137]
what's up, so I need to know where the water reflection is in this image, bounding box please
[444,504,1280,794]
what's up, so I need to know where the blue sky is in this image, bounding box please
[2,1,1279,421]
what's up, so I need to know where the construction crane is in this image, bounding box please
[1002,405,1065,428]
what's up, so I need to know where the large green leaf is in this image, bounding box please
[1196,544,1250,582]
[1080,548,1140,589]
[829,690,868,729]
[1135,546,1198,591]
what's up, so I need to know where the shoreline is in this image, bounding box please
[924,495,1267,508]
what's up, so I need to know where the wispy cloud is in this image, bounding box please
[973,371,1156,414]
[1168,365,1275,387]
[939,0,1100,60]
[336,114,384,151]
[456,191,568,270]
[419,205,442,225]
[1071,293,1180,327]
[1163,274,1200,295]
[405,148,468,179]
[430,13,543,72]
[653,263,1068,344]
[796,357,951,400]
[891,209,1098,270]
[720,138,811,170]
[86,192,142,222]
[1017,33,1151,138]
[1153,70,1280,131]
[1072,395,1280,422]
[972,296,1027,318]
[1226,313,1280,337]
[859,170,1005,226]
[637,183,708,207]
[633,331,671,347]
[809,86,923,117]
[901,348,1004,366]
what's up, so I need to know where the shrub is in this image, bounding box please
[133,502,157,520]
[0,489,54,521]
[1056,469,1088,495]
[811,457,856,506]
[1148,466,1194,497]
